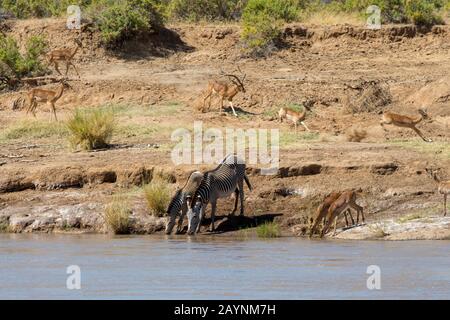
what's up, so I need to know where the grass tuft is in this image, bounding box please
[66,108,115,150]
[256,222,281,238]
[104,195,132,234]
[143,180,171,217]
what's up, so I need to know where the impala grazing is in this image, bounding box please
[203,69,246,117]
[310,192,354,237]
[380,108,432,142]
[279,106,310,133]
[26,81,69,121]
[47,38,82,77]
[321,190,364,237]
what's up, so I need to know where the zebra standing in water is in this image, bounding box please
[165,171,203,234]
[186,154,252,235]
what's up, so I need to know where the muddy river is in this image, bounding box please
[0,234,449,299]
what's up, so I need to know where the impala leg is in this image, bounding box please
[412,126,432,143]
[229,101,238,117]
[344,210,349,227]
[444,194,447,217]
[309,216,323,238]
[203,91,212,110]
[301,121,310,131]
[220,97,224,113]
[70,62,80,78]
[321,215,333,238]
[65,62,70,76]
[50,102,58,121]
[345,209,355,226]
[54,61,62,75]
[333,216,338,236]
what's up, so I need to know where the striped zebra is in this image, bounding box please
[186,154,252,235]
[165,171,203,234]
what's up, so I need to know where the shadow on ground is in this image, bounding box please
[195,213,283,234]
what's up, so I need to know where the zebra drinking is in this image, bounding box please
[186,154,252,235]
[165,171,203,234]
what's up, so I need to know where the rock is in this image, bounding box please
[9,215,35,233]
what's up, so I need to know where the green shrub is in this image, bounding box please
[104,195,132,234]
[405,0,444,26]
[256,222,281,238]
[167,0,244,21]
[241,0,300,56]
[0,0,85,18]
[66,108,116,150]
[94,0,164,47]
[340,0,446,25]
[143,180,171,216]
[0,34,47,78]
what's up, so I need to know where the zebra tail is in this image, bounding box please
[244,174,252,191]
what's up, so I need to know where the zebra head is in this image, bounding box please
[187,195,202,235]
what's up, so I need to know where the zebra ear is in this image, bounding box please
[186,195,192,206]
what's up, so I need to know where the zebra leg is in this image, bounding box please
[195,205,206,234]
[210,201,217,232]
[176,202,188,234]
[165,214,176,235]
[238,179,245,216]
[230,188,239,216]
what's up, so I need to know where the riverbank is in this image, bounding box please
[1,20,449,240]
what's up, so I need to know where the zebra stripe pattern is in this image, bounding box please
[187,154,252,234]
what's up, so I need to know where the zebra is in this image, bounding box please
[186,154,252,235]
[165,171,203,235]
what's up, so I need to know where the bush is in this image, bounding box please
[94,0,165,47]
[404,0,444,26]
[167,0,244,21]
[0,0,84,18]
[66,108,115,150]
[143,180,171,217]
[340,0,446,25]
[241,0,299,56]
[256,222,281,238]
[0,34,48,78]
[104,195,132,234]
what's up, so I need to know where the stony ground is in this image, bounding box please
[0,19,449,239]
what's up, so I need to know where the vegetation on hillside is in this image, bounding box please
[0,0,448,51]
[0,34,47,78]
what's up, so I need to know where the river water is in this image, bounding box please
[0,234,449,299]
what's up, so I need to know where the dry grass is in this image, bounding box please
[104,195,132,234]
[302,11,364,26]
[143,180,171,217]
[67,108,115,150]
[0,119,67,143]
